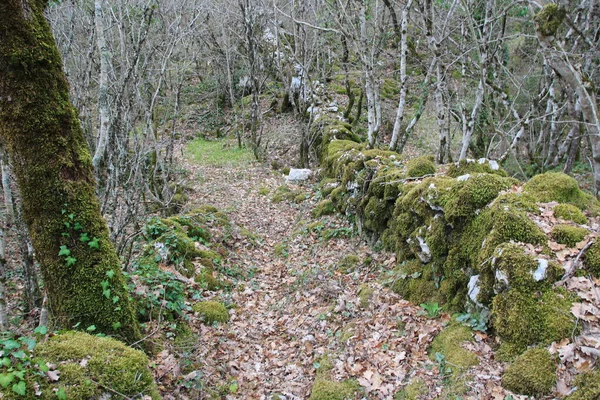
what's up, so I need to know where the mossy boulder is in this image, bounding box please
[446,159,508,178]
[502,348,557,396]
[584,241,600,276]
[313,199,336,217]
[429,324,479,372]
[309,377,360,400]
[193,301,230,324]
[406,156,436,178]
[552,224,588,247]
[443,174,517,223]
[554,203,588,224]
[9,332,160,400]
[492,289,577,357]
[523,172,597,210]
[566,370,600,400]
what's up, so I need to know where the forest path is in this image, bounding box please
[180,146,504,399]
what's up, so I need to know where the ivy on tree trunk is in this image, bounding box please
[0,0,140,342]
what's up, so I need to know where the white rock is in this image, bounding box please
[468,275,483,306]
[489,160,500,170]
[286,169,312,182]
[495,270,509,286]
[532,258,549,281]
[457,174,471,182]
[416,236,431,263]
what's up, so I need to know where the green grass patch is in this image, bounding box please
[185,138,254,167]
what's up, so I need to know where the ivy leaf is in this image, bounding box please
[1,357,11,367]
[88,237,100,249]
[74,222,83,231]
[68,213,75,221]
[100,280,109,291]
[0,373,14,388]
[19,336,36,351]
[103,289,111,299]
[58,245,70,257]
[34,326,48,336]
[1,339,20,350]
[105,270,114,279]
[12,380,26,396]
[65,257,77,266]
[11,350,26,360]
[112,322,121,330]
[112,296,119,304]
[79,232,90,243]
[86,325,96,332]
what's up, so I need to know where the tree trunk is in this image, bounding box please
[0,0,140,342]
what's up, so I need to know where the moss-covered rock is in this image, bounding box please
[9,332,160,400]
[552,224,588,247]
[309,377,360,400]
[429,324,479,372]
[193,301,230,324]
[492,289,577,356]
[523,172,597,210]
[584,241,600,277]
[566,370,600,400]
[406,156,436,178]
[313,199,336,217]
[446,159,508,178]
[502,348,557,396]
[554,203,588,224]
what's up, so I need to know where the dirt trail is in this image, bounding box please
[182,160,504,399]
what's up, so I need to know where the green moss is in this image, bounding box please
[358,284,375,308]
[554,203,588,224]
[406,156,436,178]
[20,332,160,399]
[309,377,360,400]
[258,186,270,196]
[566,371,600,400]
[502,348,557,396]
[193,301,230,324]
[195,268,229,291]
[535,3,566,37]
[391,261,446,306]
[274,242,288,258]
[394,378,427,400]
[523,172,597,210]
[338,254,361,273]
[482,243,562,297]
[584,242,600,276]
[552,224,588,247]
[295,193,310,203]
[446,159,508,178]
[491,289,577,354]
[313,199,336,217]
[272,185,300,203]
[443,174,517,223]
[430,324,479,372]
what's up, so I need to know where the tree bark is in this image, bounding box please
[0,0,140,342]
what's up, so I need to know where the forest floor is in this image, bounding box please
[160,139,515,400]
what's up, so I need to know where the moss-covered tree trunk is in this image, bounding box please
[0,0,140,342]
